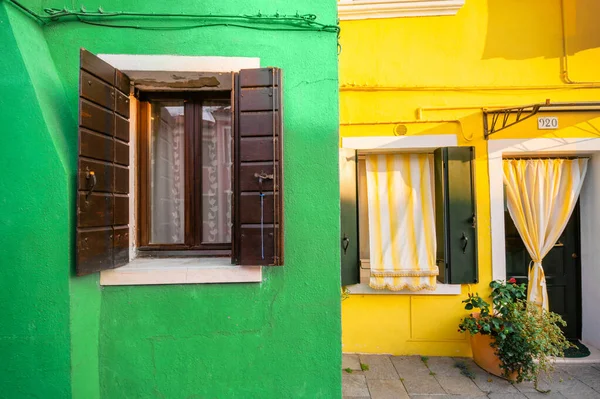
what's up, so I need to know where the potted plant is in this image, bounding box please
[458,279,572,386]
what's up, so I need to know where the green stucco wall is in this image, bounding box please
[1,0,341,397]
[0,4,73,398]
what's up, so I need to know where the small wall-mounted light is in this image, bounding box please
[394,124,408,136]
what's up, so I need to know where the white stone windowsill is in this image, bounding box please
[345,283,461,295]
[100,257,262,286]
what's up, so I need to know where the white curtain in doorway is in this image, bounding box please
[365,154,438,291]
[503,158,588,310]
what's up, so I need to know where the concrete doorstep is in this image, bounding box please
[342,354,600,399]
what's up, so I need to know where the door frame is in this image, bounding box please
[489,137,600,347]
[573,203,583,338]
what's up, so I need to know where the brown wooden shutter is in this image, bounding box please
[233,68,283,266]
[76,49,131,276]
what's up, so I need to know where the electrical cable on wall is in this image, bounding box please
[4,0,340,36]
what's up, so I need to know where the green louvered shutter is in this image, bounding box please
[434,147,478,284]
[339,148,360,286]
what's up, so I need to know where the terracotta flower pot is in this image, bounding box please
[468,313,517,381]
[470,333,517,382]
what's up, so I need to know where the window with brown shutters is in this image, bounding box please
[76,51,284,275]
[76,49,131,276]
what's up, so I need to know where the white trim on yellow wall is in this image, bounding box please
[342,134,457,150]
[338,0,466,21]
[346,283,461,295]
[488,137,600,349]
[488,137,600,280]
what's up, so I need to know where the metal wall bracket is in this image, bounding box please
[483,101,600,139]
[484,104,542,139]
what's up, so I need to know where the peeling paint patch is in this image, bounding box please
[135,76,221,89]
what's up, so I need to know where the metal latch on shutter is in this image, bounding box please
[85,168,96,199]
[255,171,274,260]
[342,233,350,254]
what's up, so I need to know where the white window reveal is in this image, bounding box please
[80,52,283,285]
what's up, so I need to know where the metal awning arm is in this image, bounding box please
[484,104,540,139]
[484,101,600,139]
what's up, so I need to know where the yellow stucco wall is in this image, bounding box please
[340,0,600,356]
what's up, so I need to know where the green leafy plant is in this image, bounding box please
[420,356,429,365]
[360,363,369,371]
[341,287,350,301]
[458,279,572,385]
[344,368,353,374]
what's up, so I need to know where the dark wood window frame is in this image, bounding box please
[137,91,232,256]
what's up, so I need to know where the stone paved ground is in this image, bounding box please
[342,354,600,399]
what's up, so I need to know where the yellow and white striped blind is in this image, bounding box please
[365,153,438,291]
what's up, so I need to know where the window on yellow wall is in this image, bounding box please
[340,148,478,289]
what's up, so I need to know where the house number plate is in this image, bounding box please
[538,116,558,130]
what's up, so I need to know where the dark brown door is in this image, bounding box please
[505,204,581,339]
